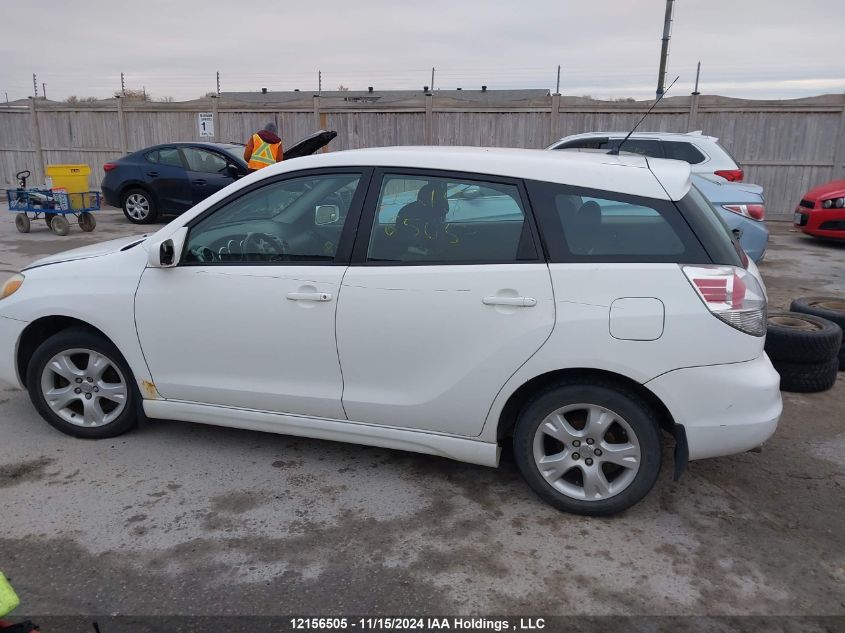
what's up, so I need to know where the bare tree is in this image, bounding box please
[337,84,350,92]
[64,96,99,103]
[158,96,175,102]
[115,88,150,101]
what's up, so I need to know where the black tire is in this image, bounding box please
[840,345,845,371]
[78,211,96,232]
[513,381,662,516]
[14,213,30,233]
[765,311,842,364]
[122,188,158,224]
[772,357,839,393]
[790,296,845,331]
[50,215,70,236]
[26,327,139,439]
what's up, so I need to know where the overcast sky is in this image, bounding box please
[1,0,843,102]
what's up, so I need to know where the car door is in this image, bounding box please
[142,147,192,211]
[335,170,555,437]
[181,147,239,206]
[134,168,370,419]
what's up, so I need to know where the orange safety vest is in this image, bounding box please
[247,133,282,170]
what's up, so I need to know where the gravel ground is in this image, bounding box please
[0,208,843,621]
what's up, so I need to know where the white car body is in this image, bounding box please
[548,131,742,180]
[0,147,781,513]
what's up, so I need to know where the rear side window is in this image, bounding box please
[663,141,706,164]
[144,148,183,168]
[609,139,664,158]
[367,174,538,264]
[526,180,710,264]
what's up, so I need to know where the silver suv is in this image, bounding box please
[548,131,744,182]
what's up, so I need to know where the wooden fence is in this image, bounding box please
[1,93,844,219]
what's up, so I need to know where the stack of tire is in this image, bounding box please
[765,296,844,393]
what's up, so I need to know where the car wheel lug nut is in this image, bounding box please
[84,393,92,400]
[87,377,93,382]
[585,458,593,466]
[572,440,581,447]
[586,438,594,445]
[75,377,82,383]
[74,388,81,394]
[572,452,580,460]
[94,387,99,392]
[594,449,602,456]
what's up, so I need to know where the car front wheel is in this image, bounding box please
[513,382,662,516]
[27,328,139,438]
[122,188,158,224]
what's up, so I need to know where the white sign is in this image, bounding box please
[198,112,214,137]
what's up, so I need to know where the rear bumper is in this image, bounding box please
[645,354,782,460]
[0,315,27,390]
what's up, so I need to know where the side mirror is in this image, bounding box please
[148,227,188,268]
[462,185,482,198]
[227,164,243,179]
[315,204,340,225]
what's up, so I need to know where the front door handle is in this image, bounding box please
[146,171,159,177]
[192,179,207,186]
[482,296,537,307]
[287,291,333,302]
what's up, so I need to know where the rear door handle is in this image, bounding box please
[287,292,333,302]
[146,171,159,177]
[192,179,207,186]
[482,296,537,307]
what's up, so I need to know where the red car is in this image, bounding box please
[794,179,845,240]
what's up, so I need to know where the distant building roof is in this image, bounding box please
[220,89,550,104]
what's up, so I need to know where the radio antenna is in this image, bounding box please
[609,75,679,155]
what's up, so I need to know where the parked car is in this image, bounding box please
[0,148,781,516]
[548,131,745,181]
[101,131,337,224]
[793,179,845,241]
[691,174,769,262]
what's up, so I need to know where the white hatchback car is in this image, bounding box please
[0,148,781,515]
[548,131,745,182]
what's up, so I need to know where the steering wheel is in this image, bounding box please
[242,232,289,261]
[191,246,218,263]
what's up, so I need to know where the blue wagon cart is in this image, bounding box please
[6,170,100,236]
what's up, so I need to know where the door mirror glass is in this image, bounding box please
[226,163,242,179]
[315,204,340,225]
[148,227,188,268]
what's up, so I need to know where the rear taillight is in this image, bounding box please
[683,265,766,336]
[103,162,118,172]
[722,203,766,221]
[714,169,744,182]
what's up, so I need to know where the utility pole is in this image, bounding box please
[32,74,38,98]
[42,83,46,100]
[120,72,126,96]
[431,67,435,91]
[216,70,221,95]
[655,0,675,98]
[555,65,561,95]
[318,70,322,95]
[693,61,701,95]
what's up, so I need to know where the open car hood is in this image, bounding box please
[283,130,338,160]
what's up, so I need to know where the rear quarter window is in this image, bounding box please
[663,141,706,164]
[526,180,711,264]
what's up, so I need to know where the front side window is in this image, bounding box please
[367,174,536,263]
[527,180,709,263]
[182,148,229,174]
[183,173,361,264]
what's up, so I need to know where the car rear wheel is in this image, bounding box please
[26,328,139,439]
[513,382,662,516]
[122,188,158,224]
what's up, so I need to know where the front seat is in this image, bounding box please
[393,183,449,258]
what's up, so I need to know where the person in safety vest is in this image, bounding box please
[244,122,283,171]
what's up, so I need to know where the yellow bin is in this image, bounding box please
[46,164,92,209]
